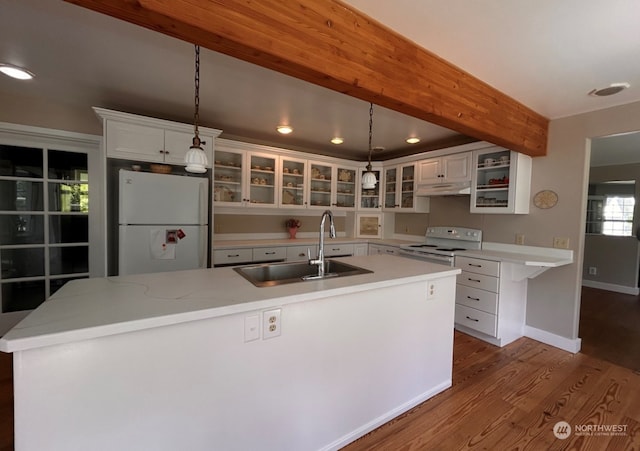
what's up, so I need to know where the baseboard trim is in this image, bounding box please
[524,325,582,353]
[582,280,639,295]
[320,379,452,451]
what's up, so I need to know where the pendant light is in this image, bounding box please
[361,103,377,189]
[184,45,208,173]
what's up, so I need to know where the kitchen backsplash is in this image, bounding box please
[214,214,346,235]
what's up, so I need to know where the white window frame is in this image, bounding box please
[0,122,104,313]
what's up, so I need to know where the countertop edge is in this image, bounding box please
[0,257,460,353]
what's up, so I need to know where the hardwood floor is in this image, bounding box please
[0,351,12,451]
[579,286,640,372]
[0,311,638,450]
[344,331,640,450]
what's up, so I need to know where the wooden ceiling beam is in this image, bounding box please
[64,0,548,156]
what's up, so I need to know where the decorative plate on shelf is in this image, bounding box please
[533,190,558,209]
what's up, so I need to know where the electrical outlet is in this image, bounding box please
[515,234,525,245]
[588,266,597,275]
[262,308,281,339]
[244,315,260,342]
[553,237,570,249]
[426,282,436,299]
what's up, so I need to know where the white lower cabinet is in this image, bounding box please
[252,247,286,262]
[454,255,526,347]
[286,245,317,262]
[323,243,355,257]
[213,248,253,266]
[368,244,400,256]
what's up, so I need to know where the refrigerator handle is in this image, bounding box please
[199,180,208,225]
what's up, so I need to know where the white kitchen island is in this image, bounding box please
[1,255,460,451]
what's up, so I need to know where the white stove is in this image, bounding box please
[399,227,482,266]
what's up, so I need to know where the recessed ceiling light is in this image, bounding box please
[406,137,420,144]
[588,82,630,97]
[276,125,293,134]
[331,137,344,145]
[0,64,34,80]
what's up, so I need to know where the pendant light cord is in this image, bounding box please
[367,102,373,170]
[192,45,201,145]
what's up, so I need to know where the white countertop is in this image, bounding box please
[0,255,459,353]
[459,242,574,267]
[214,237,417,248]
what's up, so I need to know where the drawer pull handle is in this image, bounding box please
[468,263,482,267]
[265,252,276,255]
[467,296,480,301]
[468,278,481,283]
[228,254,240,258]
[298,253,305,257]
[466,316,479,322]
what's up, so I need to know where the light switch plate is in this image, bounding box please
[244,315,260,342]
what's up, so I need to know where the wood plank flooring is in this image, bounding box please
[0,286,638,450]
[579,286,640,372]
[344,331,640,450]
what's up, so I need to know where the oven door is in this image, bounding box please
[398,249,454,266]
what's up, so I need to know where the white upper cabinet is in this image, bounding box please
[383,163,429,212]
[356,167,383,210]
[213,148,244,205]
[333,166,357,210]
[247,151,279,208]
[470,148,531,214]
[95,107,221,166]
[417,152,472,184]
[307,161,333,210]
[279,156,307,208]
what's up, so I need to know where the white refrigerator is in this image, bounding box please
[118,169,209,276]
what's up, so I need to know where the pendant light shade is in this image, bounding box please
[361,165,377,189]
[185,45,208,173]
[361,103,377,188]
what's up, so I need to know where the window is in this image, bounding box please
[602,196,635,236]
[0,125,102,314]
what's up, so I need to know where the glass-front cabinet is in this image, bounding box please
[248,152,278,207]
[307,161,333,209]
[334,166,356,210]
[280,156,306,208]
[383,167,398,209]
[470,147,531,214]
[383,163,428,212]
[213,149,244,205]
[357,168,382,210]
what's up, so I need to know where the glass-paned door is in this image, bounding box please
[0,145,90,313]
[335,166,356,209]
[308,162,332,209]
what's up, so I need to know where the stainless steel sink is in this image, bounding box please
[233,259,373,287]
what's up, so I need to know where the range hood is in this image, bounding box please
[415,181,471,196]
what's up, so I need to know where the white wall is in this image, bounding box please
[512,101,640,340]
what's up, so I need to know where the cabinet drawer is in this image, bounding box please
[252,247,286,262]
[457,271,499,292]
[286,246,317,262]
[324,244,354,257]
[456,285,498,314]
[455,256,500,277]
[455,304,497,337]
[213,248,253,266]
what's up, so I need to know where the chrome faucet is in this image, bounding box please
[308,210,336,277]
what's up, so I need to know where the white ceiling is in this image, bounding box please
[1,1,639,162]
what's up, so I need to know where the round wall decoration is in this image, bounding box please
[533,190,558,209]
